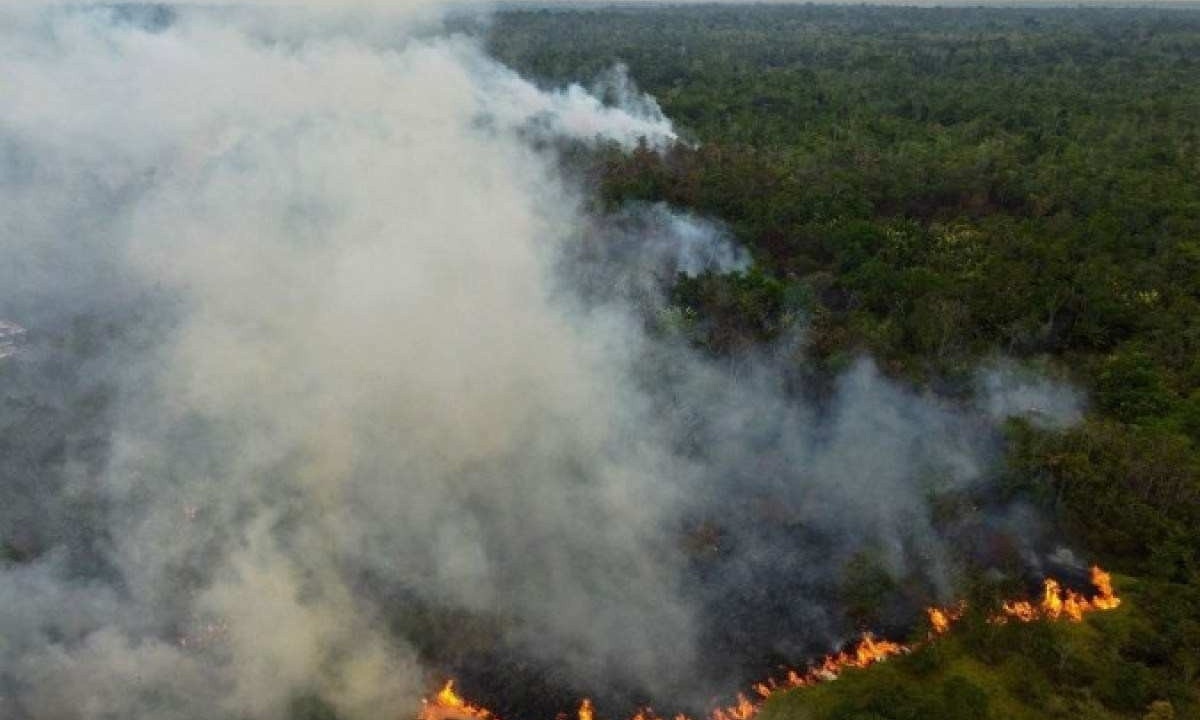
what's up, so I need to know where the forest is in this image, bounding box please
[2,4,1200,720]
[485,5,1200,719]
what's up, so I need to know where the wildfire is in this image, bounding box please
[416,566,1120,720]
[708,632,909,720]
[927,607,952,635]
[926,600,966,636]
[995,566,1122,624]
[420,681,496,720]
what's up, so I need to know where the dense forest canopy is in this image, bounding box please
[484,5,1200,719]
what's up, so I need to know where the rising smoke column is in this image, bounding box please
[0,5,1080,720]
[1,5,687,718]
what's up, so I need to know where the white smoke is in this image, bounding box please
[633,203,750,276]
[562,202,749,314]
[0,5,1082,720]
[0,7,684,719]
[0,320,25,359]
[474,60,677,148]
[976,359,1085,430]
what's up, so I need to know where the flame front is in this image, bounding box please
[420,681,496,720]
[437,681,465,709]
[1089,566,1121,610]
[996,566,1122,625]
[416,567,1120,720]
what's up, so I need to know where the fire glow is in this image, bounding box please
[420,681,496,720]
[995,566,1121,623]
[417,566,1120,720]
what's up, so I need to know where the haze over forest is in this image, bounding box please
[1,3,1198,720]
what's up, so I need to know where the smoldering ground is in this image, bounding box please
[0,4,1082,720]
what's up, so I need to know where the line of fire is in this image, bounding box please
[418,566,1120,720]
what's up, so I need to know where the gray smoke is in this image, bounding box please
[976,359,1084,430]
[0,5,1080,720]
[0,321,25,359]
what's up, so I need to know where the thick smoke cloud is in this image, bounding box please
[0,5,1078,720]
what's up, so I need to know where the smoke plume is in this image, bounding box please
[0,5,1078,720]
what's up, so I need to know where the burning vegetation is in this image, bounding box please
[421,682,497,720]
[418,567,1120,720]
[995,566,1121,624]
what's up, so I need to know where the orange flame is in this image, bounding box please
[697,632,908,720]
[416,567,1119,720]
[1089,566,1121,610]
[420,681,496,720]
[925,600,967,636]
[926,607,952,635]
[995,566,1122,625]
